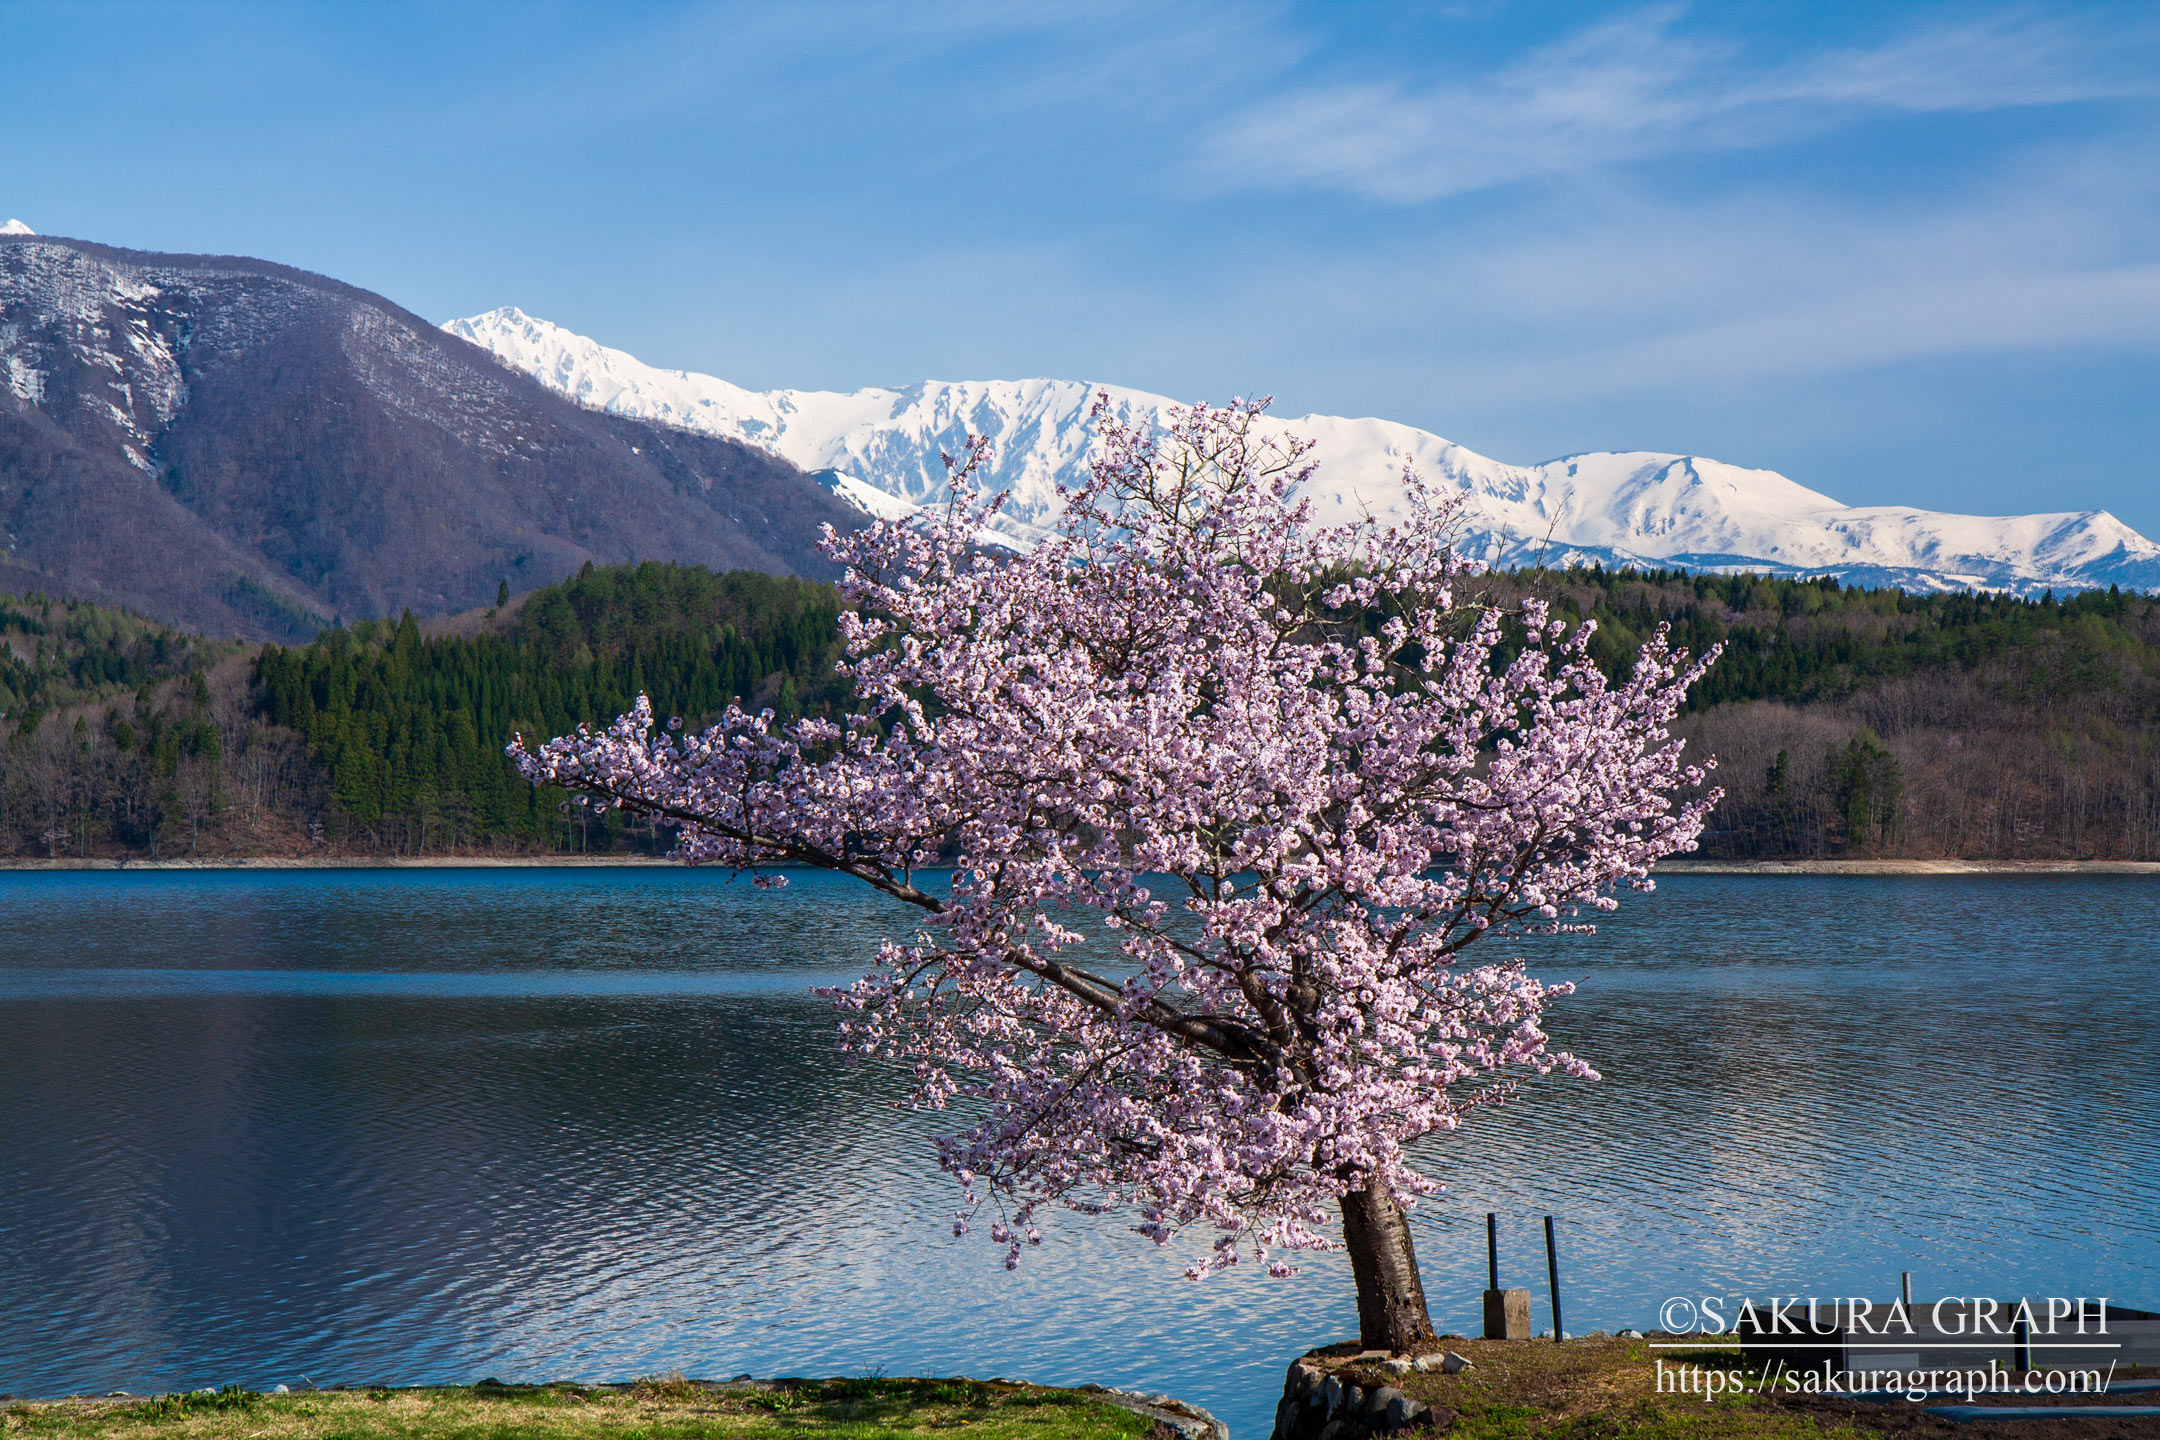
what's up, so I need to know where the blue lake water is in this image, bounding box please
[2,869,2157,1436]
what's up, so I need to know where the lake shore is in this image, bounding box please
[17,1349,2155,1440]
[1658,858,2160,876]
[0,855,679,870]
[2,856,2157,875]
[0,1379,1189,1440]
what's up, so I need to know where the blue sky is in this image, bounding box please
[6,1,2157,534]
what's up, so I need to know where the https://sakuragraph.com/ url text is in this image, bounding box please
[1648,1293,2123,1403]
[1655,1356,2109,1404]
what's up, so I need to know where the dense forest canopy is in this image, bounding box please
[1539,566,2155,710]
[251,563,846,850]
[1516,567,2160,858]
[3,562,2156,860]
[1,593,241,730]
[1,593,255,856]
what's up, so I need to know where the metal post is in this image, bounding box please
[1486,1212,1499,1291]
[1544,1215,1564,1344]
[1901,1272,1912,1308]
[2014,1315,2031,1373]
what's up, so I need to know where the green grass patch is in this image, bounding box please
[0,1379,1157,1440]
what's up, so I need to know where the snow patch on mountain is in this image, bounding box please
[444,306,2160,597]
[1,238,187,471]
[816,468,921,522]
[0,220,34,237]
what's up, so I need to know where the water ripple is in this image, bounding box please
[1,870,2156,1438]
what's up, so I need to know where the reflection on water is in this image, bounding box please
[2,870,2156,1437]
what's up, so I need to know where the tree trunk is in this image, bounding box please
[1340,1185,1438,1352]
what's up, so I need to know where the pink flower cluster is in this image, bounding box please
[514,396,1720,1279]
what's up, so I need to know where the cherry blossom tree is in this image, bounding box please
[514,397,1719,1351]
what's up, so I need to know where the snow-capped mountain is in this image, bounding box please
[445,306,2160,598]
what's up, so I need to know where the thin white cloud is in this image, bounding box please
[1276,138,2160,404]
[1203,9,2156,201]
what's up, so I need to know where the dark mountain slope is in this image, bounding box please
[0,395,330,639]
[0,234,859,638]
[595,412,852,579]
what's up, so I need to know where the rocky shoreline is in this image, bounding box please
[1074,1384,1231,1440]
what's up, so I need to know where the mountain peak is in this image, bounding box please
[0,219,34,236]
[0,237,864,637]
[457,303,531,325]
[447,310,2160,599]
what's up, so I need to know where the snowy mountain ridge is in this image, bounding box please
[444,306,2160,597]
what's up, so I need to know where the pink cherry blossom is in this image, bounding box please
[514,395,1719,1346]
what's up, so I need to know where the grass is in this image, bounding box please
[1314,1335,2160,1439]
[1364,1338,1863,1440]
[0,1378,1159,1440]
[17,1348,2158,1440]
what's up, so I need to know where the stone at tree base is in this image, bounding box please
[1383,1393,1427,1430]
[1274,1354,1441,1440]
[1482,1288,1532,1340]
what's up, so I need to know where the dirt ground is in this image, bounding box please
[1300,1334,2160,1439]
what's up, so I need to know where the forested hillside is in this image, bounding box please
[252,564,844,852]
[1,593,241,726]
[1517,568,2160,859]
[0,595,276,857]
[0,566,844,857]
[3,563,2156,861]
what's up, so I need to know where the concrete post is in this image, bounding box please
[1483,1288,1533,1340]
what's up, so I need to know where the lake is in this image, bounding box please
[3,869,2156,1436]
